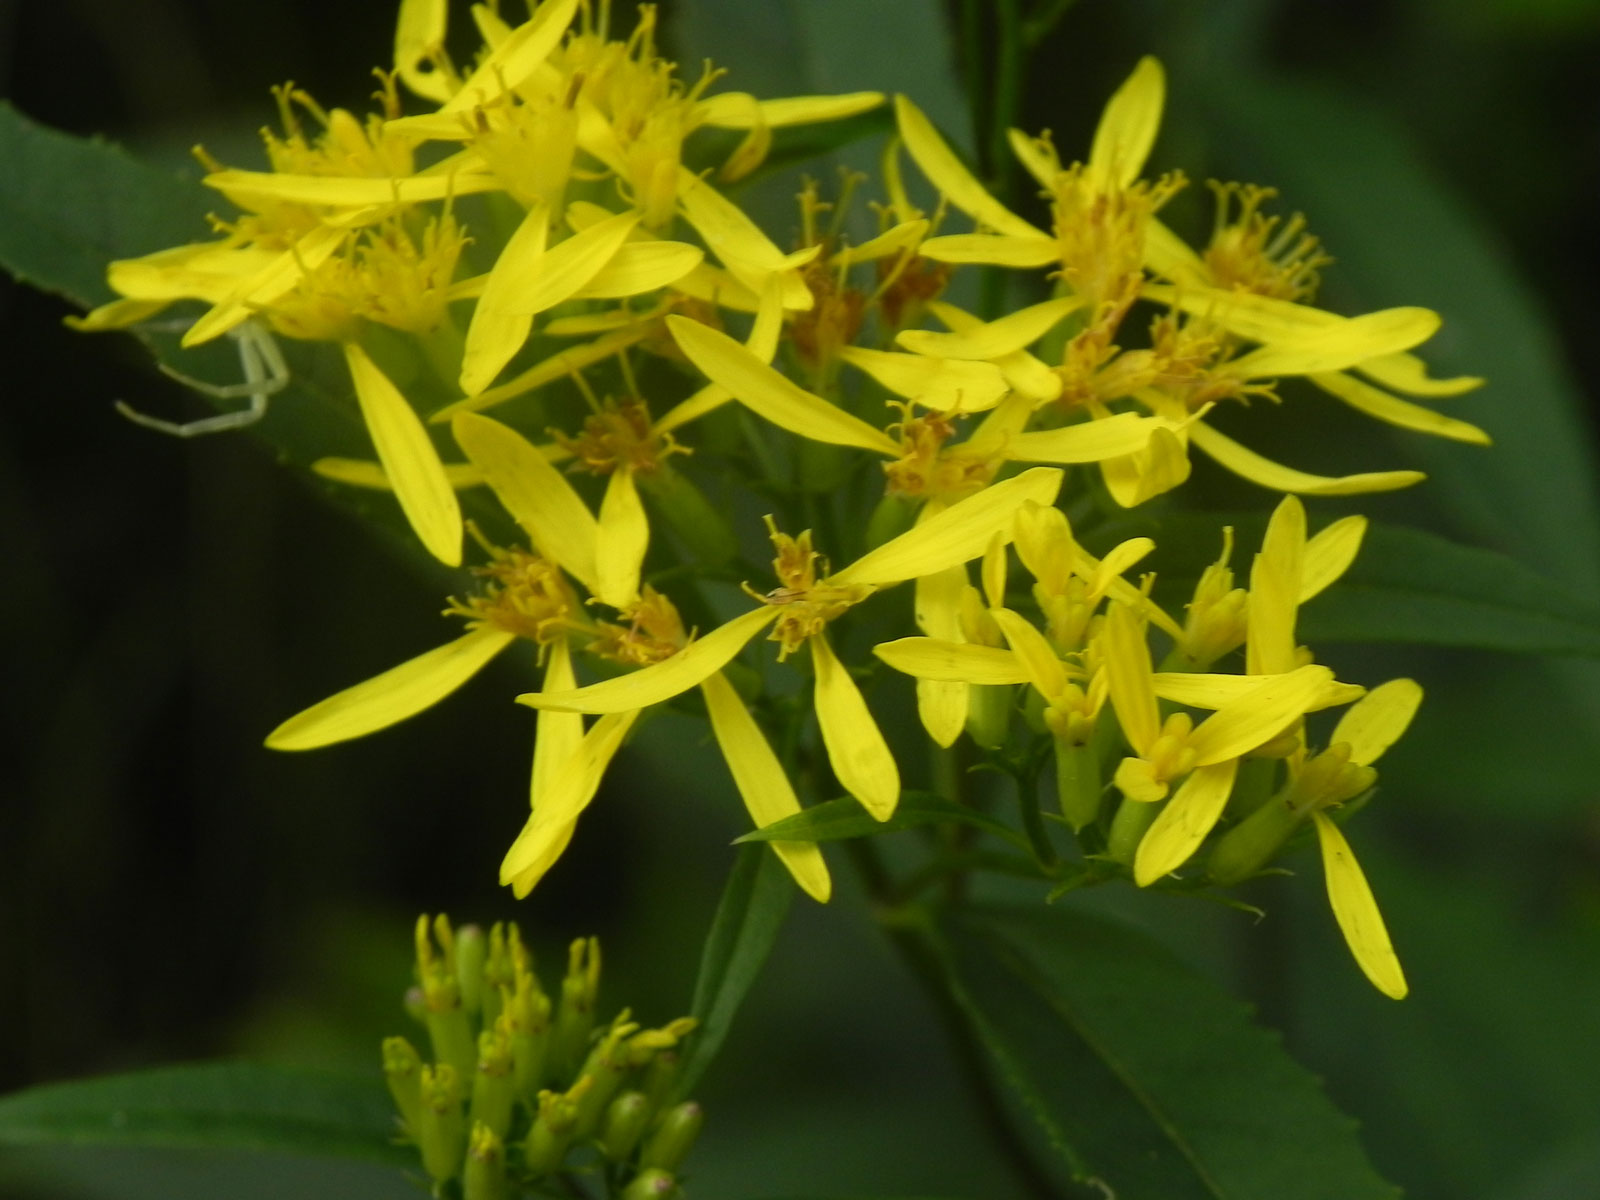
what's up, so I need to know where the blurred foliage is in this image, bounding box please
[3,0,1599,1198]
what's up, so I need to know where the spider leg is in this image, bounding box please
[114,321,290,438]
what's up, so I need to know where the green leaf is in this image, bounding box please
[735,789,1028,849]
[934,904,1398,1200]
[0,1062,410,1166]
[677,844,795,1097]
[1085,513,1600,657]
[0,101,213,307]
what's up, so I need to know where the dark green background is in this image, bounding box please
[3,0,1599,1196]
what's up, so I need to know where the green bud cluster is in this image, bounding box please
[384,915,703,1199]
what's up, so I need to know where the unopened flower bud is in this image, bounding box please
[470,1024,516,1141]
[463,1122,508,1200]
[1208,793,1304,885]
[417,1063,466,1183]
[1053,737,1101,831]
[524,1077,590,1177]
[416,915,476,1080]
[622,1168,680,1200]
[570,1019,638,1138]
[455,924,488,1018]
[640,1101,704,1173]
[381,1037,424,1137]
[551,937,601,1079]
[599,1090,652,1161]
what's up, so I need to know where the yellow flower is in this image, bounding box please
[516,468,1065,820]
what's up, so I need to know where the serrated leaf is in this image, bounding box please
[0,1062,409,1166]
[676,844,795,1097]
[934,905,1398,1200]
[735,788,1028,850]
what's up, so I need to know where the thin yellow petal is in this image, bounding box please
[1189,665,1335,765]
[1133,758,1238,886]
[839,346,1008,413]
[893,94,1047,239]
[1142,218,1208,286]
[1302,515,1366,602]
[1103,603,1161,755]
[811,634,900,820]
[874,638,1032,685]
[202,169,497,209]
[1230,308,1443,377]
[1005,414,1167,464]
[1356,352,1483,398]
[501,709,638,895]
[531,639,583,807]
[829,467,1063,587]
[595,466,648,609]
[451,412,600,591]
[1331,678,1422,766]
[569,240,704,299]
[1246,495,1305,677]
[67,297,171,331]
[1311,372,1491,445]
[1005,128,1059,189]
[699,91,884,128]
[394,0,452,102]
[897,296,1081,360]
[312,457,484,490]
[443,0,580,112]
[667,316,898,454]
[183,225,345,346]
[108,241,272,302]
[1190,422,1425,496]
[460,201,550,395]
[914,566,971,747]
[344,342,462,566]
[267,627,514,749]
[519,607,779,713]
[918,233,1060,267]
[990,608,1069,701]
[507,209,641,315]
[433,326,651,421]
[1088,56,1166,190]
[701,671,832,902]
[677,170,816,309]
[1313,813,1408,999]
[1100,424,1192,507]
[833,218,928,267]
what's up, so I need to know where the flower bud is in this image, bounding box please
[417,1063,466,1183]
[416,915,476,1080]
[599,1090,652,1161]
[1207,794,1304,885]
[463,1122,508,1200]
[381,1037,424,1137]
[639,1101,704,1173]
[469,1023,516,1141]
[1053,737,1102,831]
[455,924,488,1018]
[524,1078,590,1177]
[622,1168,681,1200]
[550,937,601,1079]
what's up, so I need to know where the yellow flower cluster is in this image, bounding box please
[79,1,1488,999]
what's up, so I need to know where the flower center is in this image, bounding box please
[446,544,578,644]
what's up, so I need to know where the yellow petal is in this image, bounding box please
[677,170,816,310]
[1189,664,1335,765]
[266,627,514,750]
[1100,424,1192,507]
[1103,604,1161,755]
[570,240,704,299]
[1311,372,1490,445]
[1005,414,1167,464]
[838,346,1008,413]
[913,566,971,747]
[1189,422,1425,495]
[893,94,1047,240]
[519,607,779,713]
[1313,812,1408,999]
[433,326,651,421]
[595,466,648,609]
[443,0,579,112]
[897,296,1081,360]
[451,412,600,591]
[874,638,1032,685]
[201,169,497,209]
[1142,218,1208,286]
[1229,308,1443,377]
[699,91,884,128]
[1356,352,1483,398]
[833,218,929,267]
[918,233,1060,267]
[1088,56,1166,190]
[990,608,1069,701]
[1331,678,1423,766]
[312,457,484,490]
[394,0,452,102]
[667,316,899,455]
[183,225,345,347]
[1302,515,1366,602]
[829,467,1063,587]
[1246,495,1305,677]
[1114,756,1168,804]
[68,296,171,331]
[530,639,583,807]
[701,671,832,901]
[108,241,273,302]
[344,342,463,566]
[1005,128,1059,189]
[460,201,550,395]
[1133,758,1238,886]
[501,709,639,896]
[507,209,641,315]
[811,634,900,820]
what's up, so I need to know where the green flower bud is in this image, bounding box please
[417,1063,466,1183]
[416,915,476,1081]
[598,1091,652,1161]
[381,1037,424,1138]
[463,1122,508,1200]
[1207,794,1304,885]
[550,937,601,1079]
[470,1024,517,1141]
[639,1101,704,1173]
[455,924,488,1019]
[637,1048,683,1115]
[1053,736,1101,831]
[622,1168,680,1200]
[1105,794,1160,866]
[524,1078,590,1177]
[570,1019,637,1139]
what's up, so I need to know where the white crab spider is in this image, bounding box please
[114,319,290,438]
